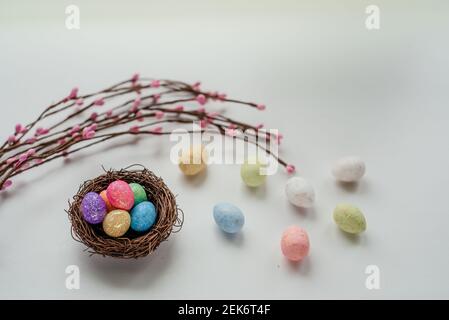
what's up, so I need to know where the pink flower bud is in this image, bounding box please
[19,153,28,162]
[75,98,84,106]
[155,111,164,119]
[34,159,44,165]
[1,180,12,190]
[217,93,227,100]
[131,73,139,83]
[286,164,296,174]
[6,157,17,165]
[25,138,37,144]
[133,96,141,109]
[35,127,50,136]
[228,124,238,129]
[192,81,201,91]
[136,111,144,122]
[15,124,23,135]
[174,105,184,111]
[69,125,81,135]
[68,87,78,99]
[196,94,207,106]
[225,128,237,137]
[151,80,160,88]
[153,94,161,103]
[199,120,208,129]
[256,123,264,129]
[58,138,67,145]
[106,110,113,118]
[129,126,140,133]
[26,149,36,157]
[256,104,266,111]
[7,135,17,144]
[90,112,98,121]
[82,128,96,139]
[150,126,163,134]
[94,98,105,106]
[88,124,98,131]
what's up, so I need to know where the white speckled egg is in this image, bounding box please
[285,177,315,208]
[332,156,366,182]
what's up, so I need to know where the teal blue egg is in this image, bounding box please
[213,202,245,234]
[130,201,157,232]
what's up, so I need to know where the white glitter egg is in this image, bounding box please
[332,156,366,182]
[285,177,315,208]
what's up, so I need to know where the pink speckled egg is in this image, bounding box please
[106,180,134,211]
[281,226,310,261]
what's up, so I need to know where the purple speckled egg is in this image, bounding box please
[81,192,107,224]
[106,180,135,211]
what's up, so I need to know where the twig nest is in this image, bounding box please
[281,226,310,261]
[285,177,315,208]
[332,156,366,182]
[179,144,208,176]
[213,202,245,234]
[241,157,266,187]
[67,167,183,259]
[333,203,366,234]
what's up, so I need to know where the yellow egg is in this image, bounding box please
[241,157,267,187]
[102,210,131,238]
[179,144,208,176]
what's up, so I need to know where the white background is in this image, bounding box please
[0,0,448,299]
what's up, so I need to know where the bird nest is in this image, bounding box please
[66,166,183,259]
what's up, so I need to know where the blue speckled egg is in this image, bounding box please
[213,202,245,234]
[81,192,107,224]
[130,201,157,232]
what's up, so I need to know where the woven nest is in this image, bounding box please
[66,166,183,259]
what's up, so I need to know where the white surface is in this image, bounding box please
[1,0,449,299]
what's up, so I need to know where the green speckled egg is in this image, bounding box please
[129,183,147,206]
[241,159,266,187]
[333,203,366,234]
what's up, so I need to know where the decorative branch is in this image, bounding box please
[0,74,295,191]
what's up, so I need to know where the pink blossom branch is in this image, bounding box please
[0,74,295,191]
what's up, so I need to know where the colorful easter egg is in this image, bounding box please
[213,202,245,234]
[100,190,115,212]
[81,192,107,224]
[179,144,207,176]
[285,177,315,208]
[130,201,157,232]
[333,203,366,234]
[281,226,310,261]
[332,156,366,182]
[102,209,131,238]
[106,180,134,210]
[241,158,266,187]
[129,183,147,205]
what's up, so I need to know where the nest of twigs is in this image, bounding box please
[66,166,183,259]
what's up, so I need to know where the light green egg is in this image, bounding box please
[240,159,267,187]
[129,183,148,206]
[333,203,366,234]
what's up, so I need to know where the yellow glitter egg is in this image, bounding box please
[241,157,267,187]
[179,144,208,176]
[102,209,131,238]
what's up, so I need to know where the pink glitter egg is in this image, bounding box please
[281,226,310,261]
[106,180,135,211]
